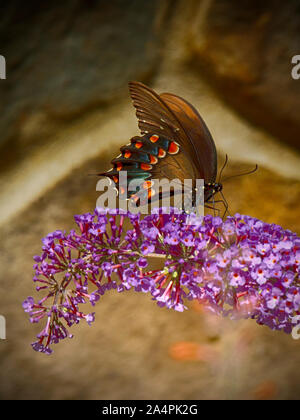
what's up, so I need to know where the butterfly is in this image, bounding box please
[99,81,227,215]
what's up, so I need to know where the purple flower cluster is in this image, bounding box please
[23,208,300,354]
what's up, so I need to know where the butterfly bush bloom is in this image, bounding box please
[23,208,300,354]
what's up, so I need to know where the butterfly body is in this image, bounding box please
[204,182,223,203]
[99,82,223,210]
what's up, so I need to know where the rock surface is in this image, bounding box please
[188,0,300,151]
[0,0,169,163]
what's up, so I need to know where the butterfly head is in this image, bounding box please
[204,182,223,202]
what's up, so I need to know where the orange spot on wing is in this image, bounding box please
[124,151,131,158]
[116,163,123,171]
[168,141,180,154]
[150,135,159,143]
[158,148,166,158]
[150,155,158,164]
[143,180,153,189]
[141,163,152,171]
[113,176,119,183]
[132,195,139,203]
[135,142,143,149]
[148,189,155,199]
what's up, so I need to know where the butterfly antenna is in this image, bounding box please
[88,169,112,176]
[218,154,228,183]
[222,164,258,182]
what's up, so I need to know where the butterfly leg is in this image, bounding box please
[219,190,230,218]
[206,199,229,219]
[204,202,221,217]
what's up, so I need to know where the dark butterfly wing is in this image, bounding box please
[160,92,217,183]
[98,133,188,204]
[129,81,218,183]
[99,82,219,207]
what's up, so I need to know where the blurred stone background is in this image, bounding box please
[0,0,300,400]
